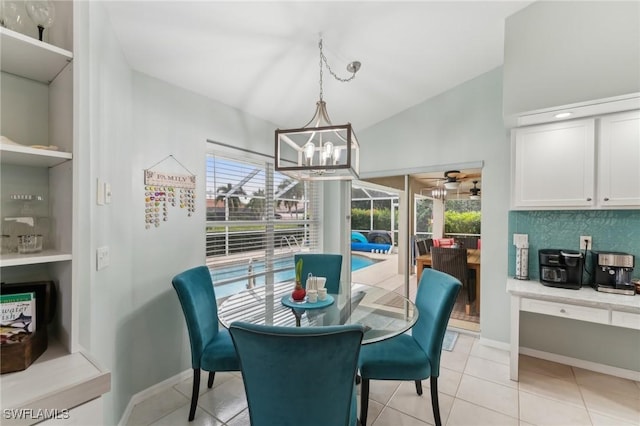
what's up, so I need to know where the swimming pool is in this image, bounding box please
[212,254,378,298]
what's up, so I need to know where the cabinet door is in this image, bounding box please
[598,110,640,207]
[513,119,595,208]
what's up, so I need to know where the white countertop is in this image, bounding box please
[507,278,640,313]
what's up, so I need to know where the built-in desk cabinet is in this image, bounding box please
[507,278,640,381]
[511,110,640,209]
[1,6,110,423]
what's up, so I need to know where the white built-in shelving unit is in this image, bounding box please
[1,7,110,422]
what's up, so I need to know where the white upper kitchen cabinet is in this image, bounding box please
[512,118,596,209]
[597,110,640,207]
[512,110,640,210]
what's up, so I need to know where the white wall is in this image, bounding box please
[503,1,640,120]
[359,67,511,343]
[83,3,134,423]
[83,4,278,423]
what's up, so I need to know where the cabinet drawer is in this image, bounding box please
[611,310,640,330]
[521,298,609,324]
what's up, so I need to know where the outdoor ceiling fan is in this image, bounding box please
[417,169,482,200]
[442,170,482,188]
[443,170,462,189]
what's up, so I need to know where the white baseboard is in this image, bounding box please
[520,347,640,382]
[448,326,480,338]
[117,369,192,426]
[478,337,511,352]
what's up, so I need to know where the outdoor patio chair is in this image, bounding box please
[431,247,475,314]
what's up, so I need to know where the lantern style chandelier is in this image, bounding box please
[431,186,447,201]
[275,37,361,180]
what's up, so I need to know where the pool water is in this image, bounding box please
[212,254,378,298]
[352,254,376,271]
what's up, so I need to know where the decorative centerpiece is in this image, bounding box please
[291,259,306,301]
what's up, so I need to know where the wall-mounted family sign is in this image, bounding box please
[143,155,196,229]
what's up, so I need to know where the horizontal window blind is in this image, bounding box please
[206,150,319,298]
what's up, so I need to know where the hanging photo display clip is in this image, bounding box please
[143,155,196,229]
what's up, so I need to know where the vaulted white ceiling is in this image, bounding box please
[103,1,532,131]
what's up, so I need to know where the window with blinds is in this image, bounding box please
[206,150,320,298]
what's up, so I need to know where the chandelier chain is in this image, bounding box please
[318,38,358,102]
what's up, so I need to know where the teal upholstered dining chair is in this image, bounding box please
[294,253,342,294]
[358,268,461,426]
[172,266,240,421]
[229,322,364,426]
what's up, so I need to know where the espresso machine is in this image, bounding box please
[538,249,584,289]
[591,251,636,295]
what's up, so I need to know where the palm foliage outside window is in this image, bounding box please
[206,149,319,297]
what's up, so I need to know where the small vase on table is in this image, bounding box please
[291,281,306,301]
[291,258,306,301]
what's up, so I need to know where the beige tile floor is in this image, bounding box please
[125,337,640,426]
[126,255,640,425]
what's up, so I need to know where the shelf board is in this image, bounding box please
[0,27,73,83]
[0,250,72,267]
[0,144,72,167]
[0,338,111,413]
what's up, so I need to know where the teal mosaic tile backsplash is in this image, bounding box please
[508,210,640,280]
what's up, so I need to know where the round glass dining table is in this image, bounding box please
[218,281,418,344]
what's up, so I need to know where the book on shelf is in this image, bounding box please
[0,292,36,345]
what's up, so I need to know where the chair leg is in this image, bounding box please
[189,368,200,421]
[415,380,423,395]
[207,371,215,388]
[430,376,442,426]
[464,283,472,315]
[360,378,370,426]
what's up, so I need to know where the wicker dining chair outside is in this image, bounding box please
[456,236,479,250]
[424,238,434,253]
[430,247,474,314]
[415,239,428,256]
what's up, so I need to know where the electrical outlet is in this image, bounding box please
[580,236,592,250]
[513,233,528,246]
[97,246,110,270]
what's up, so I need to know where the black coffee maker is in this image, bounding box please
[538,249,584,289]
[591,251,635,295]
